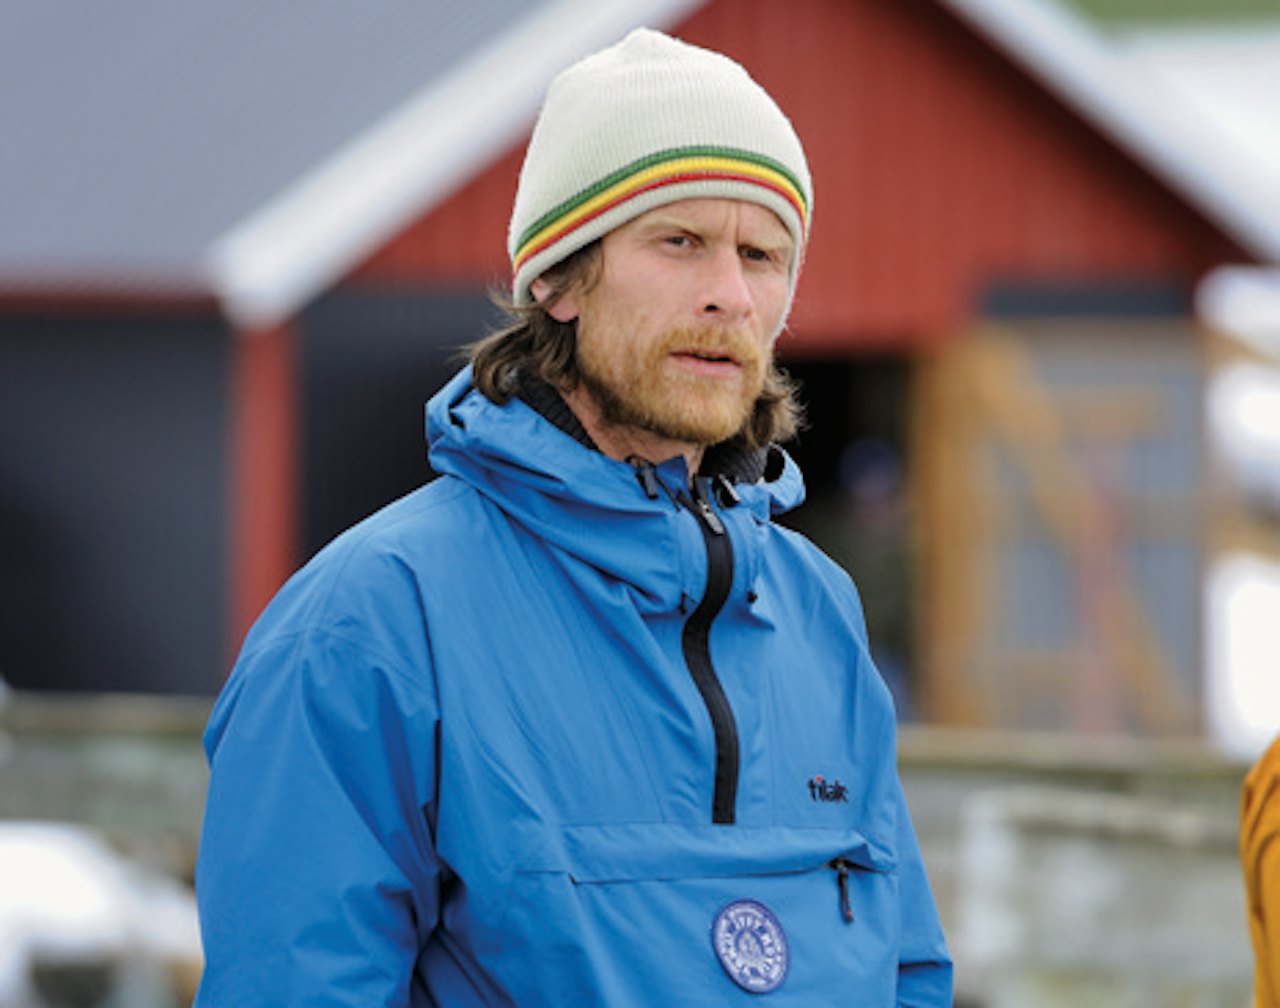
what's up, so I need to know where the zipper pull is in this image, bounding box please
[628,457,661,500]
[713,474,741,509]
[691,477,726,535]
[830,858,855,924]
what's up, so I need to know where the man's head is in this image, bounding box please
[474,29,811,458]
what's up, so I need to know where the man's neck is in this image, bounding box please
[561,384,705,476]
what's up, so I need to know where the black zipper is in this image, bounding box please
[830,858,855,924]
[681,476,740,825]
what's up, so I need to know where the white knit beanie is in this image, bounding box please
[508,28,812,305]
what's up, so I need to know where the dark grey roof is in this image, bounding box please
[0,0,534,281]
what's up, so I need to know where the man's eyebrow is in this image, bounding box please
[751,232,793,251]
[633,213,699,234]
[634,214,792,248]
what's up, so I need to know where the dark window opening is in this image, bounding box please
[780,356,916,719]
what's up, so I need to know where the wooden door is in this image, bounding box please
[912,319,1204,734]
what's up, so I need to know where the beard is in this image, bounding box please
[575,324,768,448]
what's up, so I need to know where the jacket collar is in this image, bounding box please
[426,367,805,612]
[515,372,776,486]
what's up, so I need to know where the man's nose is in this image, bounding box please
[697,248,753,322]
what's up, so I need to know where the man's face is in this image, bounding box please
[548,198,794,452]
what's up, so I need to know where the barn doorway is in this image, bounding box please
[782,355,917,719]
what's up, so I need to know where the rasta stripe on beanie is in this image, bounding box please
[508,28,812,305]
[512,145,809,276]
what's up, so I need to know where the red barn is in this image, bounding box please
[2,0,1274,731]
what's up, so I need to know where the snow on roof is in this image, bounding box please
[1121,23,1280,253]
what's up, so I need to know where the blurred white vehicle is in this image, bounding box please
[0,822,200,1008]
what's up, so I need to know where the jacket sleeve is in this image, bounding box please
[1242,734,1280,1008]
[892,777,954,1006]
[194,630,441,1007]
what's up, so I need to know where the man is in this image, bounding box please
[195,28,952,1006]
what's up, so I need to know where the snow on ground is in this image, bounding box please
[0,821,200,1008]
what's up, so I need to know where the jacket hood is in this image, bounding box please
[425,367,805,608]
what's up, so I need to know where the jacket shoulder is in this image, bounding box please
[236,477,480,665]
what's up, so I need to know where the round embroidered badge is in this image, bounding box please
[711,899,790,994]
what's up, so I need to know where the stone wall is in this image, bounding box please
[899,726,1253,1006]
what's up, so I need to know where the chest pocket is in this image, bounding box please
[491,821,900,1006]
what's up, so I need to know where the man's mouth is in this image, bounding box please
[659,327,757,378]
[674,348,738,366]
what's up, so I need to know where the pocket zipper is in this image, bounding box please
[829,858,855,924]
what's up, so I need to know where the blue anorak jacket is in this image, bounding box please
[195,368,952,1006]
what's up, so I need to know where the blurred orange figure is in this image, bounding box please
[1244,735,1280,1008]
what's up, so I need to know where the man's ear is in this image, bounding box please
[530,276,581,323]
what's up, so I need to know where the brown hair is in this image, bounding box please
[468,243,602,403]
[468,242,803,450]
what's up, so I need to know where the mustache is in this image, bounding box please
[653,326,765,369]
